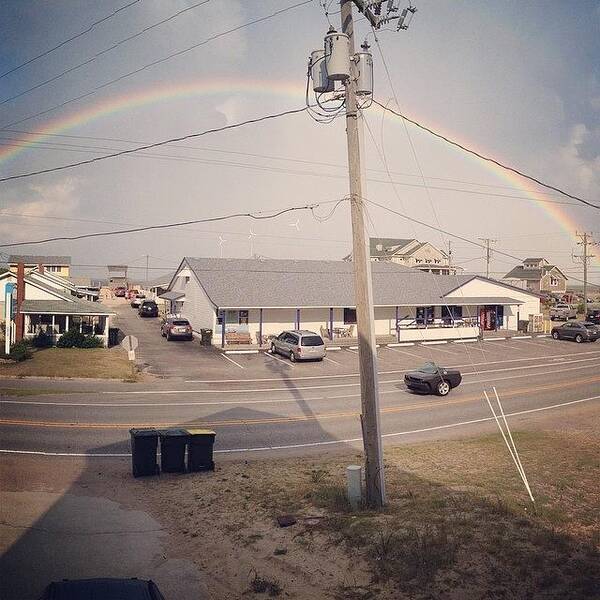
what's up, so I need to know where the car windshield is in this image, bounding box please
[416,362,442,374]
[583,323,597,329]
[172,320,189,326]
[301,335,323,346]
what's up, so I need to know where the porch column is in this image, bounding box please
[295,308,300,330]
[329,308,334,340]
[259,308,263,347]
[395,306,400,342]
[65,315,69,332]
[220,310,225,348]
[494,306,499,331]
[103,315,110,347]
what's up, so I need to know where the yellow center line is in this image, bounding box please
[1,376,598,429]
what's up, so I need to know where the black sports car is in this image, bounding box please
[404,362,462,396]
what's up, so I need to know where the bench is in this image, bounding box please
[225,332,252,345]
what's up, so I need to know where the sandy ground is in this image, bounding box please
[1,403,599,599]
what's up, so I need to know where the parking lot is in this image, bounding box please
[112,300,599,382]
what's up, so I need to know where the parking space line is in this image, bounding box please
[418,344,459,355]
[514,338,555,349]
[385,346,426,359]
[264,352,294,368]
[220,353,244,369]
[323,356,344,367]
[346,348,359,354]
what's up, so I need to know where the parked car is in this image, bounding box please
[113,286,127,297]
[549,303,577,321]
[126,289,139,300]
[130,294,146,308]
[586,308,600,325]
[161,317,193,341]
[39,578,165,600]
[404,362,462,396]
[551,321,600,343]
[270,330,325,362]
[138,300,158,318]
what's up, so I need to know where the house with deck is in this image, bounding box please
[9,254,71,278]
[160,258,541,347]
[503,258,568,295]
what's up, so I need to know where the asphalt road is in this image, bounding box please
[1,301,599,458]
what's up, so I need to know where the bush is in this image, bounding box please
[8,340,33,362]
[32,330,53,348]
[56,328,103,348]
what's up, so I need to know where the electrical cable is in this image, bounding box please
[0,199,347,248]
[0,0,313,130]
[372,99,599,210]
[1,0,212,106]
[0,0,141,79]
[0,106,308,183]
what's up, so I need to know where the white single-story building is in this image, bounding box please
[1,269,115,347]
[161,258,541,347]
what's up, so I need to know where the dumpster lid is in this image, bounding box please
[185,428,216,436]
[158,428,189,437]
[130,428,159,436]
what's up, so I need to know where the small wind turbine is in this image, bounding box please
[218,235,226,258]
[288,219,300,232]
[248,229,257,258]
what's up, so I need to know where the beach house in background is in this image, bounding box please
[503,258,568,295]
[160,257,540,347]
[344,238,459,275]
[9,255,71,278]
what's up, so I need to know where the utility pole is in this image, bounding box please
[340,0,385,508]
[573,232,597,316]
[447,240,452,274]
[479,238,497,279]
[145,255,149,287]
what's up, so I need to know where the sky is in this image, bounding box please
[0,0,598,285]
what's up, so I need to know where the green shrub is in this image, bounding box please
[32,330,53,348]
[57,328,103,348]
[8,340,33,362]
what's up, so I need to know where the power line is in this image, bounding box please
[0,199,346,248]
[0,0,142,79]
[4,127,575,199]
[0,0,212,106]
[0,0,313,130]
[0,106,308,182]
[372,99,600,210]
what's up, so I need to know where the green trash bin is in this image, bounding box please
[186,429,216,472]
[200,328,213,346]
[130,428,159,477]
[159,429,189,473]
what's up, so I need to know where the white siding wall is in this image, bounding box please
[446,278,540,330]
[172,273,216,333]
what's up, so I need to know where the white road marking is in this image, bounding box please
[220,353,244,369]
[418,344,458,355]
[225,350,259,355]
[323,356,343,367]
[384,346,425,359]
[264,352,294,368]
[346,348,359,354]
[327,346,342,351]
[512,335,532,339]
[485,337,506,341]
[2,396,597,457]
[421,341,449,345]
[513,339,556,349]
[452,339,479,343]
[388,342,415,347]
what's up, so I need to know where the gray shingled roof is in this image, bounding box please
[20,299,115,315]
[183,257,480,308]
[9,254,71,265]
[504,265,567,281]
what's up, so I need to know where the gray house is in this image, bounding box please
[503,258,568,295]
[161,258,541,346]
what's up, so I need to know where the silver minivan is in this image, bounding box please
[270,330,326,362]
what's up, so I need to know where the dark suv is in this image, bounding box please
[586,308,600,325]
[551,321,600,343]
[138,300,159,318]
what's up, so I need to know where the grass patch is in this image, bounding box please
[248,570,282,596]
[0,347,133,379]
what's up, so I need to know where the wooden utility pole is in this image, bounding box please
[145,255,149,287]
[341,0,385,508]
[574,232,597,316]
[479,238,497,279]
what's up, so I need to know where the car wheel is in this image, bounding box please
[552,331,560,340]
[290,351,296,363]
[436,380,450,396]
[575,334,583,343]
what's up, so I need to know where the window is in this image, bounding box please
[442,306,463,321]
[550,276,559,286]
[238,310,249,325]
[301,335,323,346]
[416,306,435,324]
[343,308,357,324]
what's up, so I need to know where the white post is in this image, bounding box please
[103,316,110,347]
[346,465,363,510]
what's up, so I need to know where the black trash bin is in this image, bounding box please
[186,429,216,472]
[200,328,213,346]
[130,428,159,477]
[108,327,120,347]
[159,429,189,473]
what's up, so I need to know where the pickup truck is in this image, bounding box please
[549,303,577,321]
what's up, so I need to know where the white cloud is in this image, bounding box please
[556,124,600,196]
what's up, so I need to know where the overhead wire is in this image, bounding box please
[0,0,313,130]
[0,0,141,79]
[1,0,212,106]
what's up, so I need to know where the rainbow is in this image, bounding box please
[1,78,597,268]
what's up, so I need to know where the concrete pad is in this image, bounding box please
[0,491,208,600]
